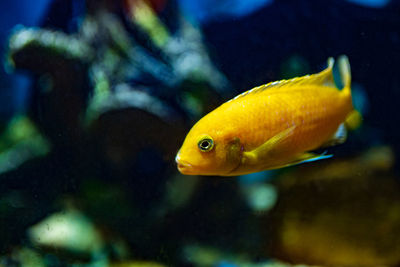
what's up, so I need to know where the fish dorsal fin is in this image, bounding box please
[230,58,336,102]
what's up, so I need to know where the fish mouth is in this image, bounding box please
[175,152,196,175]
[177,161,195,175]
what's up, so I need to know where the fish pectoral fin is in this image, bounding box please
[273,152,333,169]
[242,125,296,165]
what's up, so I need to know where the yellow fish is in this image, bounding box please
[176,56,356,176]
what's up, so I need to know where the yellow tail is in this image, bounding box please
[338,55,351,96]
[337,55,363,130]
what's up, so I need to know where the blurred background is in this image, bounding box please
[0,0,400,266]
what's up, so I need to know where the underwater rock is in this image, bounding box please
[3,247,46,267]
[8,28,93,69]
[88,85,185,170]
[264,146,400,266]
[0,153,76,252]
[123,0,232,118]
[28,209,103,261]
[0,116,50,174]
[83,85,187,262]
[8,28,91,148]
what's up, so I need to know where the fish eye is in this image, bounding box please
[198,136,214,152]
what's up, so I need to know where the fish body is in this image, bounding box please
[176,56,354,176]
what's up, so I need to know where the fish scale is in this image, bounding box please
[224,86,348,154]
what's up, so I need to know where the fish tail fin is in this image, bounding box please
[337,55,363,131]
[338,55,351,96]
